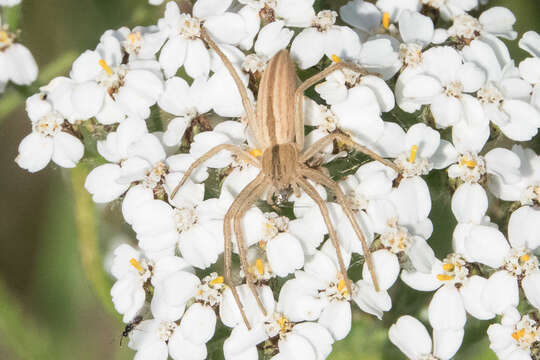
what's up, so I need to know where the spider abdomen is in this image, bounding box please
[262,143,298,187]
[254,50,296,148]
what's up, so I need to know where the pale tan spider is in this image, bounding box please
[171,29,401,329]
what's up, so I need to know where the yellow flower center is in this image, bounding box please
[277,316,290,333]
[0,31,8,43]
[331,54,341,63]
[98,59,113,76]
[436,274,455,281]
[382,12,391,29]
[128,31,141,44]
[442,263,454,271]
[209,276,224,286]
[408,145,418,163]
[459,158,477,169]
[129,258,143,273]
[512,328,526,341]
[255,259,264,275]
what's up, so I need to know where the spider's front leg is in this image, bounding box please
[170,144,260,199]
[300,132,400,174]
[293,60,369,151]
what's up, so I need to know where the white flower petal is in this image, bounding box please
[432,328,464,360]
[180,303,216,344]
[482,270,519,315]
[389,315,432,359]
[451,183,488,224]
[429,285,466,330]
[362,249,399,290]
[15,133,53,173]
[459,275,495,320]
[318,301,351,341]
[266,233,304,277]
[508,206,540,250]
[290,28,325,70]
[522,271,540,310]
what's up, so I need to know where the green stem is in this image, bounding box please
[70,164,118,318]
[0,277,55,360]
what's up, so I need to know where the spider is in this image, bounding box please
[171,28,401,329]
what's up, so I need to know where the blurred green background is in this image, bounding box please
[0,1,538,359]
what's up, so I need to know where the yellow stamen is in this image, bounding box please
[197,289,203,295]
[249,148,263,157]
[442,263,454,272]
[337,279,346,293]
[0,31,8,43]
[277,316,289,332]
[331,54,341,63]
[408,145,418,163]
[520,254,530,263]
[512,328,525,341]
[210,276,224,286]
[382,12,391,29]
[128,32,141,43]
[129,258,143,272]
[436,274,455,281]
[255,259,264,275]
[459,158,477,168]
[98,59,113,76]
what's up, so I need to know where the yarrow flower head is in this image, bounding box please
[12,1,540,360]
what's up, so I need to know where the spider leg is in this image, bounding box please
[300,132,400,174]
[170,144,260,199]
[200,29,259,137]
[295,176,354,298]
[234,179,270,318]
[294,62,369,151]
[223,173,266,329]
[300,166,381,292]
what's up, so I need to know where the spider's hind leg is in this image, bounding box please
[300,166,381,292]
[223,174,269,329]
[295,176,354,297]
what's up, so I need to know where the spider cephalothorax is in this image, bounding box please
[170,28,401,329]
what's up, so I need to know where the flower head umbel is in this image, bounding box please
[13,1,540,360]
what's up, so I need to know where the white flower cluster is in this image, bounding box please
[14,0,540,359]
[0,0,37,94]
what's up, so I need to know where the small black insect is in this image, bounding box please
[120,315,143,346]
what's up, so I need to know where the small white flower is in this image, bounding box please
[158,1,248,78]
[448,7,517,42]
[422,0,478,21]
[390,315,464,360]
[159,76,212,147]
[84,118,167,203]
[0,23,38,92]
[128,318,207,360]
[402,252,496,326]
[463,39,540,141]
[460,206,540,313]
[290,10,361,69]
[110,244,151,323]
[16,94,83,173]
[397,46,486,129]
[485,145,540,205]
[488,307,540,360]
